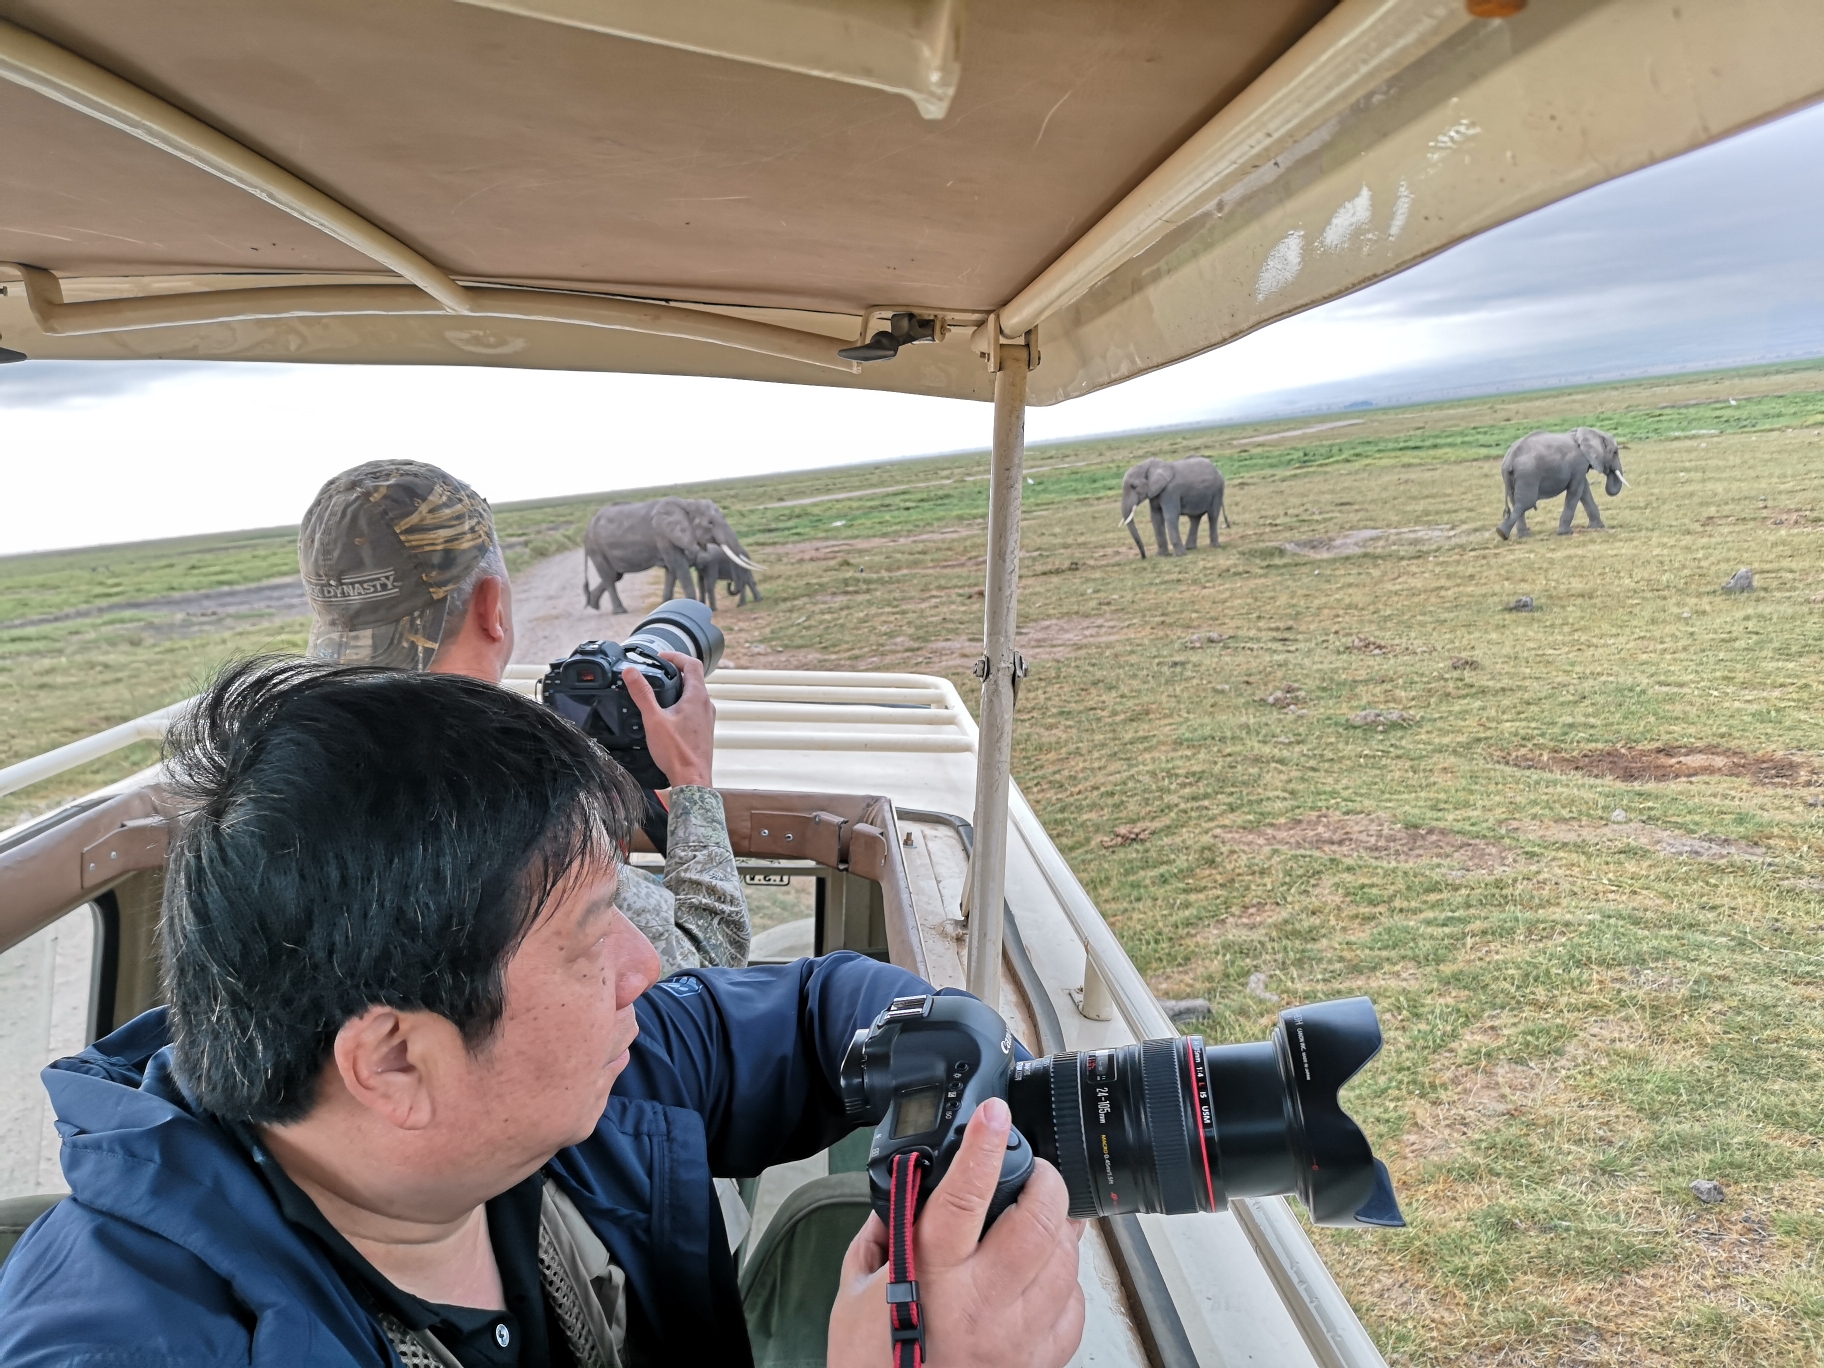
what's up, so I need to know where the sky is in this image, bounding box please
[3,100,1822,557]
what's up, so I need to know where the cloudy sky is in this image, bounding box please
[3,100,1822,557]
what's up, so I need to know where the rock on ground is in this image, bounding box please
[1158,998,1212,1025]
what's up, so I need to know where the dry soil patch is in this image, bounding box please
[917,616,1124,672]
[1510,819,1766,862]
[1504,745,1822,788]
[1279,525,1471,558]
[0,577,309,638]
[765,528,974,563]
[1213,812,1513,871]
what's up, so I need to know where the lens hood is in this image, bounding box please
[628,598,725,674]
[1275,996,1404,1227]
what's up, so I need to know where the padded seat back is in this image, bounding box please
[0,1192,67,1266]
[740,1172,872,1368]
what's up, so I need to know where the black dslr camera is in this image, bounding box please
[840,992,1404,1230]
[538,599,725,790]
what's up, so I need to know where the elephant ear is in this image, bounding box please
[1143,461,1171,497]
[651,501,702,556]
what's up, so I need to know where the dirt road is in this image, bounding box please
[509,549,665,668]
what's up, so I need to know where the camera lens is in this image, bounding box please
[623,598,725,674]
[1007,997,1403,1228]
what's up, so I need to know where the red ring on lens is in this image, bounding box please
[1186,1038,1217,1211]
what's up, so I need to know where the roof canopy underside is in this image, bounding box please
[0,0,1819,405]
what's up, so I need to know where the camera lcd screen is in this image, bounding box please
[892,1086,944,1138]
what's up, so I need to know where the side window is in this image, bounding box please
[0,904,98,1201]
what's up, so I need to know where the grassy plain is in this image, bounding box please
[4,361,1824,1362]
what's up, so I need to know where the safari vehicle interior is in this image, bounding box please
[2,1,1818,1364]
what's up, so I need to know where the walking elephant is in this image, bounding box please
[582,498,705,613]
[1120,456,1228,558]
[1496,427,1628,539]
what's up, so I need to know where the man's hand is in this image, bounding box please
[620,652,715,789]
[828,1098,1085,1368]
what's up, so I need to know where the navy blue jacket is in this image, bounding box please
[0,952,925,1367]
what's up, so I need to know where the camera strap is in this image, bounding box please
[885,1150,930,1368]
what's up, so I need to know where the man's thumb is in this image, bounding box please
[916,1096,1012,1266]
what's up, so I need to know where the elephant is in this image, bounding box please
[1496,427,1628,539]
[582,497,705,613]
[1120,456,1228,558]
[697,547,762,610]
[681,500,763,609]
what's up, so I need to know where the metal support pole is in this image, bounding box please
[965,342,1028,1004]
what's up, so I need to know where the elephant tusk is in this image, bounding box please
[1121,510,1136,526]
[719,542,764,572]
[1616,473,1631,488]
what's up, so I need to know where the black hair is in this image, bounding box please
[160,656,644,1124]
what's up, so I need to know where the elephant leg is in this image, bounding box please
[1164,496,1186,555]
[1507,482,1537,538]
[606,574,628,615]
[667,550,700,600]
[584,550,609,609]
[1149,501,1171,557]
[1581,483,1607,529]
[1558,485,1580,535]
[1185,513,1202,550]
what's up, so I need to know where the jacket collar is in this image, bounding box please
[44,1010,395,1365]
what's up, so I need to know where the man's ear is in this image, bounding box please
[332,1007,459,1132]
[468,575,507,643]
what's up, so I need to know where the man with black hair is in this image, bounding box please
[298,459,749,975]
[0,659,1084,1367]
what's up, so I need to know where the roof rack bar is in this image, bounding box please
[7,271,860,373]
[0,17,475,313]
[0,702,185,800]
[454,0,966,121]
[973,0,1472,348]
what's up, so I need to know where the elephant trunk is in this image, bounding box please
[1605,471,1625,498]
[1121,491,1149,557]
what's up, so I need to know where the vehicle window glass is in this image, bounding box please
[0,905,97,1200]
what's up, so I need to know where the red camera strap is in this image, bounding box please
[886,1151,929,1368]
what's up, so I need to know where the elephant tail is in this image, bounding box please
[582,549,594,603]
[1502,466,1514,516]
[1220,492,1231,528]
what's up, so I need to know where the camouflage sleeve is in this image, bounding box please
[658,785,751,969]
[614,864,699,977]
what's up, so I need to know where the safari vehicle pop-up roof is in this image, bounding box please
[1,2,1819,1364]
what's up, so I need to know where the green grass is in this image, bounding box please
[0,526,302,619]
[5,360,1824,1362]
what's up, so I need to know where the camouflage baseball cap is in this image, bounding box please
[299,460,496,669]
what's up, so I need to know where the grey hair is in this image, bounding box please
[438,539,507,640]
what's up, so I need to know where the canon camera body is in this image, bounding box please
[538,599,724,790]
[840,991,1405,1232]
[841,994,1036,1230]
